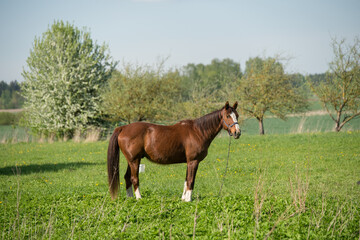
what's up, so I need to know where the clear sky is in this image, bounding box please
[0,0,359,82]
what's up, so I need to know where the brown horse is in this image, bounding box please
[107,101,241,202]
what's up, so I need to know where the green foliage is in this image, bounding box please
[21,20,117,137]
[0,132,359,238]
[0,112,23,125]
[236,56,308,134]
[102,63,182,123]
[182,58,241,101]
[182,58,241,95]
[177,86,220,120]
[0,81,24,109]
[179,58,242,118]
[308,37,360,132]
[307,73,326,86]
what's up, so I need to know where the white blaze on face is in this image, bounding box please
[230,112,240,132]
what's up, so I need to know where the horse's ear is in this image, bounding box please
[233,101,238,110]
[225,101,230,110]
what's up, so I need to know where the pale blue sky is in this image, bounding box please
[0,0,359,82]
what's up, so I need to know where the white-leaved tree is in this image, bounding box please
[22,21,117,137]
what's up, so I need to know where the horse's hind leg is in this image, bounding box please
[124,164,133,197]
[129,159,142,199]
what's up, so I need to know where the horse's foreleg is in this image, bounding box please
[183,160,199,202]
[181,181,187,201]
[124,165,133,197]
[181,166,189,201]
[129,159,142,199]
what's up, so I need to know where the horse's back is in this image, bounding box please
[119,122,149,138]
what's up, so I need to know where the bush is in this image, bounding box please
[0,112,23,125]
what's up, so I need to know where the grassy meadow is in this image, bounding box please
[1,131,359,239]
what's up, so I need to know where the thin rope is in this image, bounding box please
[218,135,232,197]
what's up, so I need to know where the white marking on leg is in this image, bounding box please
[230,112,240,132]
[126,187,134,197]
[184,190,192,202]
[182,181,187,200]
[134,187,142,199]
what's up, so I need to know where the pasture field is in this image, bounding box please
[1,132,359,239]
[1,112,360,143]
[240,114,360,135]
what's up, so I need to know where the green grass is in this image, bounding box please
[0,126,31,143]
[1,132,359,239]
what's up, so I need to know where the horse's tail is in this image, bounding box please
[107,126,123,200]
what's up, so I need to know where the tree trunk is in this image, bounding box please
[335,111,341,132]
[258,118,265,135]
[335,122,341,132]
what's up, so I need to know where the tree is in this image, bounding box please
[236,56,308,135]
[308,37,360,132]
[101,62,182,124]
[0,80,24,109]
[181,58,242,101]
[180,58,242,118]
[307,73,326,86]
[22,21,117,137]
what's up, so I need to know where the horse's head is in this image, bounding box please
[222,101,241,139]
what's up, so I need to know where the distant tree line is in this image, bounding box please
[19,21,359,137]
[0,80,24,109]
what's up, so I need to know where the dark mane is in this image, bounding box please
[194,109,222,133]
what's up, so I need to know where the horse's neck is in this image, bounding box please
[194,110,223,144]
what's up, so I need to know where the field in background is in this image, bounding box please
[1,132,359,239]
[2,112,360,143]
[1,99,359,142]
[241,114,360,135]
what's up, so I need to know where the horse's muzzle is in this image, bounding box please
[229,130,241,139]
[234,130,241,139]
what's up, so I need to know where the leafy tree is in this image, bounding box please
[0,80,24,109]
[236,56,308,135]
[182,58,242,101]
[102,62,182,124]
[180,58,242,118]
[0,89,11,109]
[22,21,117,137]
[308,37,360,132]
[307,73,326,86]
